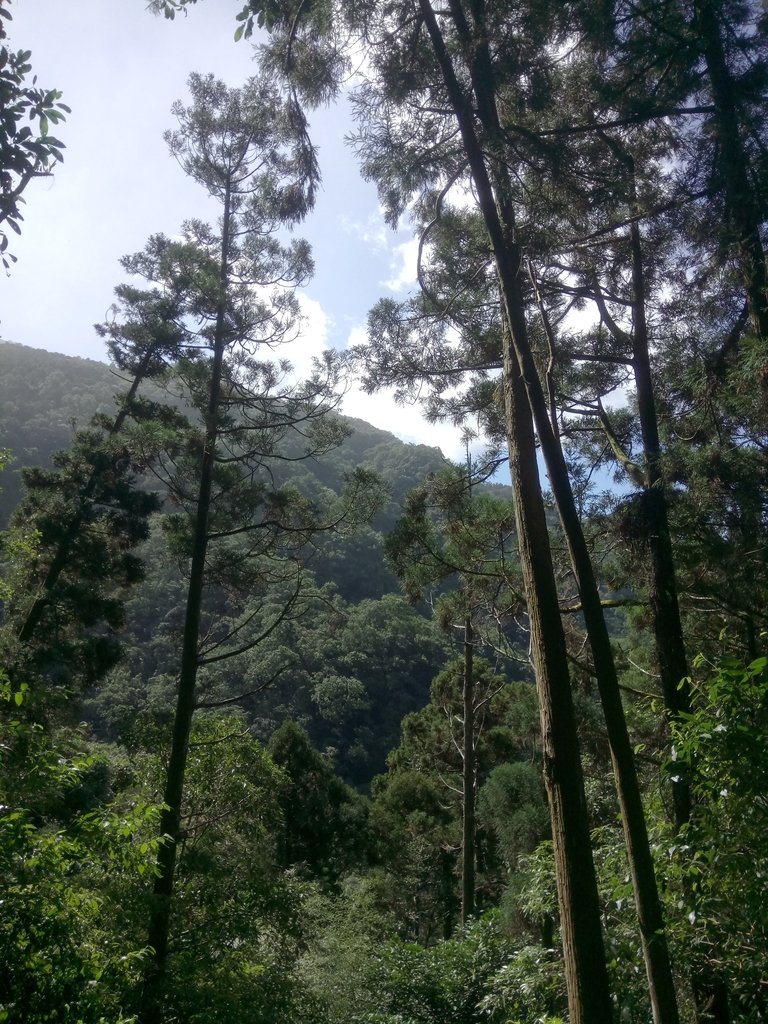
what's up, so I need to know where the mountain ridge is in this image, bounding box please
[0,340,453,526]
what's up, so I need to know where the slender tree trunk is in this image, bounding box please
[696,0,768,341]
[597,135,732,1024]
[420,8,614,1020]
[420,4,680,1021]
[502,325,613,1024]
[635,284,731,1024]
[628,213,693,828]
[597,131,693,826]
[504,220,680,1024]
[461,614,476,924]
[627,183,731,1024]
[138,186,232,1024]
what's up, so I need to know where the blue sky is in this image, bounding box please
[2,0,480,462]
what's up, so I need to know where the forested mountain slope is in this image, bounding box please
[0,340,455,530]
[0,340,514,786]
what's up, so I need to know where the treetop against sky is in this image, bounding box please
[1,0,472,462]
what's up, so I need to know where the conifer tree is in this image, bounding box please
[2,414,165,702]
[387,459,520,923]
[133,73,380,1023]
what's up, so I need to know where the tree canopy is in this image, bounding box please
[2,1,768,1022]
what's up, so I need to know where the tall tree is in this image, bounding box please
[517,111,696,826]
[329,3,669,1014]
[387,460,519,923]
[410,7,681,1021]
[133,72,375,1023]
[366,272,613,1018]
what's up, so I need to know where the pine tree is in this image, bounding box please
[132,72,381,1023]
[2,417,162,702]
[387,459,521,923]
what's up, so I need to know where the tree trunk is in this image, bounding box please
[502,324,614,1024]
[628,213,693,828]
[138,185,232,1024]
[696,0,768,341]
[595,132,693,827]
[628,180,731,1024]
[420,3,680,1021]
[461,614,476,923]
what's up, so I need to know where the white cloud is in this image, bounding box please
[267,291,335,390]
[338,202,419,293]
[295,292,332,364]
[341,380,466,461]
[383,236,419,292]
[338,210,389,252]
[341,325,483,464]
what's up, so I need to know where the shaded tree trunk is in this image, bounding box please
[461,614,476,923]
[696,0,768,341]
[420,3,680,1021]
[502,325,613,1024]
[595,132,693,827]
[628,214,693,828]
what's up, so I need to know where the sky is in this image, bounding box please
[1,0,478,463]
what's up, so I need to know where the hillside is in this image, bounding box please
[1,342,521,785]
[0,341,455,529]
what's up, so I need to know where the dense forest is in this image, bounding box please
[1,1,767,1023]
